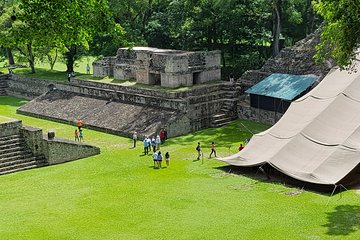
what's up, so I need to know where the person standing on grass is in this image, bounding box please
[156,135,161,150]
[157,151,163,169]
[153,151,158,168]
[196,142,201,160]
[144,137,149,155]
[132,131,137,148]
[79,128,84,142]
[151,137,156,153]
[86,63,91,74]
[165,152,170,167]
[74,129,79,141]
[209,141,217,158]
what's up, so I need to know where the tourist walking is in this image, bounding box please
[165,152,170,167]
[132,131,137,148]
[147,137,151,153]
[196,142,201,160]
[157,151,163,168]
[209,141,217,158]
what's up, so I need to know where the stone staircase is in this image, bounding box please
[0,74,9,96]
[210,84,238,128]
[0,134,47,176]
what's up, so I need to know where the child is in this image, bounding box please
[165,152,170,167]
[74,129,79,141]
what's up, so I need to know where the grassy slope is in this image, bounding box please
[0,96,360,239]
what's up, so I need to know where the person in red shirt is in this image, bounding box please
[239,143,244,151]
[209,142,217,158]
[159,129,165,143]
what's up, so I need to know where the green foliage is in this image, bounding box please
[1,96,360,239]
[313,0,360,68]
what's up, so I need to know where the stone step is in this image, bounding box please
[0,149,33,160]
[0,163,38,176]
[0,134,21,142]
[0,139,22,150]
[0,157,36,168]
[0,145,24,155]
[0,138,22,147]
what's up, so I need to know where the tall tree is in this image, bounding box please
[313,0,360,68]
[19,0,116,73]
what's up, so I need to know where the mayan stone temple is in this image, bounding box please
[93,47,221,88]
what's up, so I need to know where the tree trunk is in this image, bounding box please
[27,43,35,73]
[65,45,77,73]
[272,0,281,57]
[7,48,15,65]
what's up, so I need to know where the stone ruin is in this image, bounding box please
[93,47,221,88]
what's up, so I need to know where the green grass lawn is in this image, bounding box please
[0,95,360,239]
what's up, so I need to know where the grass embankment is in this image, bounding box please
[0,95,360,239]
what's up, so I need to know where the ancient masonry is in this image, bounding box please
[0,29,330,140]
[236,28,333,124]
[0,119,100,175]
[93,47,221,88]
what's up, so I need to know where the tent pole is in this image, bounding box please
[326,185,338,206]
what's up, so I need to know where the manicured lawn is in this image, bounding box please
[0,95,360,239]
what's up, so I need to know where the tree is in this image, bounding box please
[313,0,360,68]
[19,0,117,73]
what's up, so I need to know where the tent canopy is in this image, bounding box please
[219,68,360,185]
[245,73,319,101]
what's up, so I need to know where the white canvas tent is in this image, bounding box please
[218,67,360,185]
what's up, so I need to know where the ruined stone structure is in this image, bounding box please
[236,28,333,125]
[2,74,236,139]
[0,119,100,175]
[93,47,221,88]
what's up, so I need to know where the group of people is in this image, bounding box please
[132,130,171,168]
[74,119,84,142]
[142,135,162,155]
[153,151,170,168]
[196,141,246,160]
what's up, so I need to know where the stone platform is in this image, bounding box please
[17,90,180,138]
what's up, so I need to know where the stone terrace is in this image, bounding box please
[17,90,180,138]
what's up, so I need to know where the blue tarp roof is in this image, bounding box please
[245,73,319,101]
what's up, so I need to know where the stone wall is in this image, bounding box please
[8,74,233,138]
[94,47,222,88]
[0,120,21,137]
[42,136,100,165]
[1,120,100,166]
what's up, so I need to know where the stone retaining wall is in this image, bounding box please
[0,120,22,137]
[1,120,100,166]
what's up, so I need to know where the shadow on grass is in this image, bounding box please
[323,205,360,236]
[0,96,28,107]
[215,164,340,194]
[168,120,270,149]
